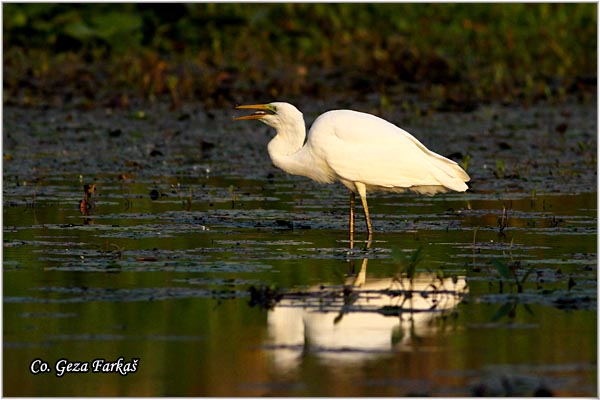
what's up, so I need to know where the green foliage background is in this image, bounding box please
[3,3,597,108]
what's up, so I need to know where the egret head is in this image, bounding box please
[234,102,303,130]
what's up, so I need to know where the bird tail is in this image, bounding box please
[429,156,470,192]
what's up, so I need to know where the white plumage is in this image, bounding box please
[235,102,469,238]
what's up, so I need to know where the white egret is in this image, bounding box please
[234,102,470,239]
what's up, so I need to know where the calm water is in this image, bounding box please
[3,100,597,396]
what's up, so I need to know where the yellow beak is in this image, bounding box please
[234,104,272,120]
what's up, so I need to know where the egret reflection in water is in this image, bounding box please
[265,257,467,371]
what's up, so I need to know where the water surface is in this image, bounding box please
[3,99,596,396]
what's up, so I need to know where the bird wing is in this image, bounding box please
[307,110,469,192]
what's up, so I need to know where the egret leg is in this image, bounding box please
[349,191,356,246]
[355,182,373,240]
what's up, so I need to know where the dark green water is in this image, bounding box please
[3,100,596,396]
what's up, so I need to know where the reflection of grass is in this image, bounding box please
[392,246,424,279]
[491,258,533,293]
[3,3,596,107]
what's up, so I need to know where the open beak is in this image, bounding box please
[234,104,273,120]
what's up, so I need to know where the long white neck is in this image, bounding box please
[267,120,332,184]
[267,116,306,159]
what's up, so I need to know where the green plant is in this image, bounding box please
[393,246,424,280]
[460,154,471,173]
[494,159,506,179]
[491,258,533,293]
[497,206,509,236]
